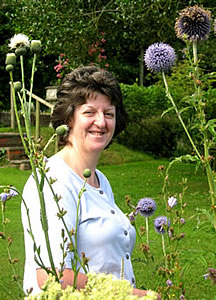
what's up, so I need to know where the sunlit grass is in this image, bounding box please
[0,145,215,299]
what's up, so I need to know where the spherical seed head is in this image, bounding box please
[15,47,27,56]
[5,53,16,65]
[83,168,91,178]
[56,125,69,136]
[175,5,211,42]
[154,216,170,234]
[144,42,176,73]
[5,64,14,72]
[31,40,42,54]
[14,81,22,92]
[136,197,156,217]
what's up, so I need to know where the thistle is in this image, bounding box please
[144,42,176,73]
[175,5,211,42]
[136,197,156,217]
[154,216,170,235]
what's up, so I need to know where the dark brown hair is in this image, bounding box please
[51,65,127,145]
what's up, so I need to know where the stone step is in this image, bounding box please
[0,132,23,147]
[10,159,31,170]
[5,146,27,160]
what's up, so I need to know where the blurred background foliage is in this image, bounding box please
[1,0,216,157]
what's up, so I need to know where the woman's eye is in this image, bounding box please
[105,112,114,118]
[84,111,94,115]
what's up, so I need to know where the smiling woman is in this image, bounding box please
[21,66,160,298]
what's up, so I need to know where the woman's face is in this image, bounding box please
[68,93,116,154]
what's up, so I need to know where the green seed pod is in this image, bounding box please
[5,53,16,65]
[83,168,91,178]
[15,47,27,56]
[56,125,69,136]
[31,40,42,54]
[5,64,14,72]
[14,81,22,92]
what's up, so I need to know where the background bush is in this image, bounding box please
[118,83,190,157]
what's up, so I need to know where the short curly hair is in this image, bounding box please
[51,65,127,146]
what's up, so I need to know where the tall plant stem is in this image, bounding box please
[193,42,216,229]
[161,234,167,268]
[146,217,149,246]
[28,53,37,120]
[162,71,201,160]
[10,71,59,281]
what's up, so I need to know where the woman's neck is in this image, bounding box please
[56,145,100,188]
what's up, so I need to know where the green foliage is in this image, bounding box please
[26,273,158,299]
[118,83,189,157]
[118,114,188,158]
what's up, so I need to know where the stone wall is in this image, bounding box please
[0,111,51,127]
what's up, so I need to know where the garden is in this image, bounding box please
[1,1,216,300]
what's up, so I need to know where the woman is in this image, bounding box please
[22,66,156,298]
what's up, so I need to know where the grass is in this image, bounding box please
[0,141,216,299]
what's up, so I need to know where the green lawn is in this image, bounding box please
[0,145,216,299]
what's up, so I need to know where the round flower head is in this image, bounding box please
[136,197,156,217]
[175,5,211,42]
[9,33,30,49]
[154,216,170,234]
[144,42,176,73]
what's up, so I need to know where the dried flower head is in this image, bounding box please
[136,197,156,217]
[175,5,211,42]
[154,216,170,234]
[9,33,30,49]
[144,43,176,73]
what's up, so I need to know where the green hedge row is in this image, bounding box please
[118,83,191,158]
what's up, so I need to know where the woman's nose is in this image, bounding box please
[94,112,106,127]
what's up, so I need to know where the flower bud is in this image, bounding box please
[14,81,22,92]
[83,168,91,178]
[5,53,16,65]
[5,64,14,72]
[31,40,41,54]
[15,47,27,56]
[56,125,69,136]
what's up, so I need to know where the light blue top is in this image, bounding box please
[21,155,136,295]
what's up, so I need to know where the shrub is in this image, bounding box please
[117,114,190,158]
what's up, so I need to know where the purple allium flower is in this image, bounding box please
[9,189,18,197]
[208,268,216,284]
[175,5,211,42]
[154,216,170,234]
[179,295,185,300]
[128,212,136,223]
[166,279,172,286]
[0,192,8,202]
[0,188,18,202]
[168,196,177,208]
[144,42,176,73]
[180,218,186,224]
[136,197,156,217]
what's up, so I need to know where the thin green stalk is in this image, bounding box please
[28,53,37,118]
[162,71,201,160]
[73,178,88,288]
[43,133,57,153]
[9,72,29,156]
[146,217,149,246]
[193,41,216,228]
[161,234,167,268]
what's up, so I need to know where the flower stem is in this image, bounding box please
[161,234,167,268]
[28,53,37,121]
[146,217,149,246]
[162,71,201,160]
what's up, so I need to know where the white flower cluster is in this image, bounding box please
[27,273,158,300]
